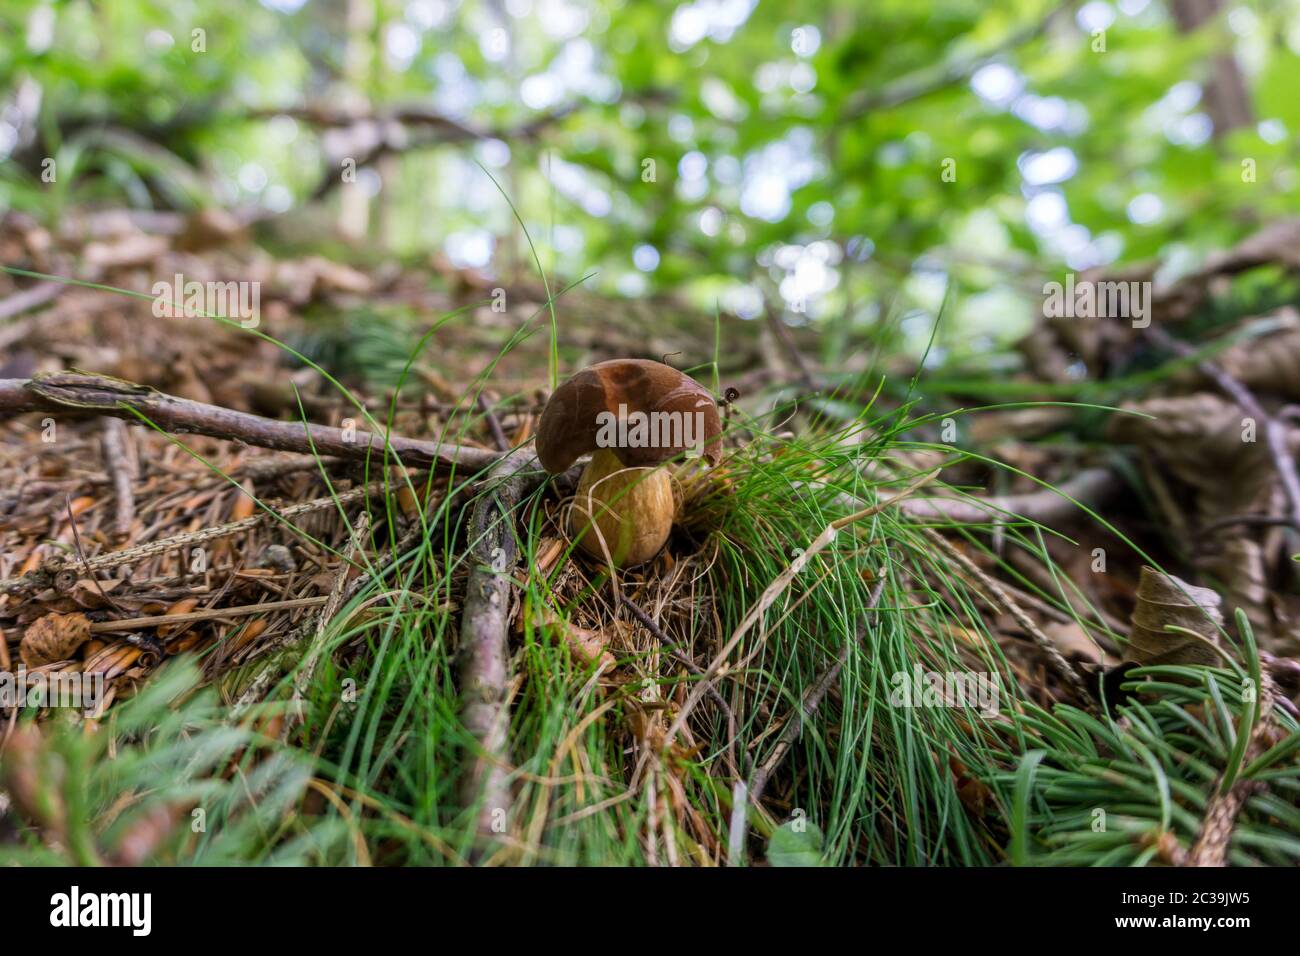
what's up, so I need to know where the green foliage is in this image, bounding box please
[1000,662,1300,866]
[3,1,1296,368]
[0,660,348,865]
[767,819,826,866]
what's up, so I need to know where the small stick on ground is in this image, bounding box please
[618,590,740,777]
[899,467,1119,525]
[0,481,392,596]
[0,372,500,472]
[0,281,65,323]
[101,417,136,537]
[457,447,544,856]
[477,392,511,452]
[64,495,123,613]
[89,596,330,633]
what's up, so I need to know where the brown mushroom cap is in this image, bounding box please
[535,359,723,474]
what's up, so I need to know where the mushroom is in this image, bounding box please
[535,359,722,567]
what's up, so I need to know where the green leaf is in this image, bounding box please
[766,820,826,867]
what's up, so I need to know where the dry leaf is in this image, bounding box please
[1109,394,1274,644]
[20,611,92,667]
[950,754,993,817]
[83,642,143,679]
[229,618,268,655]
[1043,620,1107,666]
[565,624,615,669]
[157,597,199,638]
[1198,308,1300,401]
[230,479,256,521]
[1124,567,1227,667]
[66,496,97,518]
[68,577,122,609]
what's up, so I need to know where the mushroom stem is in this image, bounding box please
[570,448,674,567]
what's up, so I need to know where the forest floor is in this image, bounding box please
[1,209,1299,866]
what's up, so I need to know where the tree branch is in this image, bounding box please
[0,373,501,472]
[840,1,1075,121]
[899,467,1120,525]
[457,447,544,857]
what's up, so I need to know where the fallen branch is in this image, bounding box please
[100,417,136,537]
[0,373,501,472]
[900,467,1120,525]
[0,280,65,322]
[476,392,511,452]
[457,447,545,855]
[89,596,329,633]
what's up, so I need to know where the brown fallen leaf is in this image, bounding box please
[524,600,615,669]
[157,597,200,639]
[229,617,268,655]
[20,611,92,667]
[949,754,993,818]
[1109,393,1274,645]
[1124,566,1228,668]
[396,485,421,518]
[230,479,257,521]
[83,642,143,680]
[66,495,97,518]
[565,624,616,670]
[1043,620,1107,666]
[68,577,123,610]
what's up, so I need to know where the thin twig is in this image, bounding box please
[1198,513,1300,535]
[899,467,1120,525]
[0,372,501,472]
[729,576,889,865]
[64,495,123,613]
[457,447,544,855]
[0,281,65,322]
[477,392,511,452]
[89,596,329,633]
[748,575,890,808]
[100,417,136,537]
[0,480,391,596]
[618,590,739,777]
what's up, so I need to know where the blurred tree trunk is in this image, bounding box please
[1170,0,1253,137]
[337,0,376,243]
